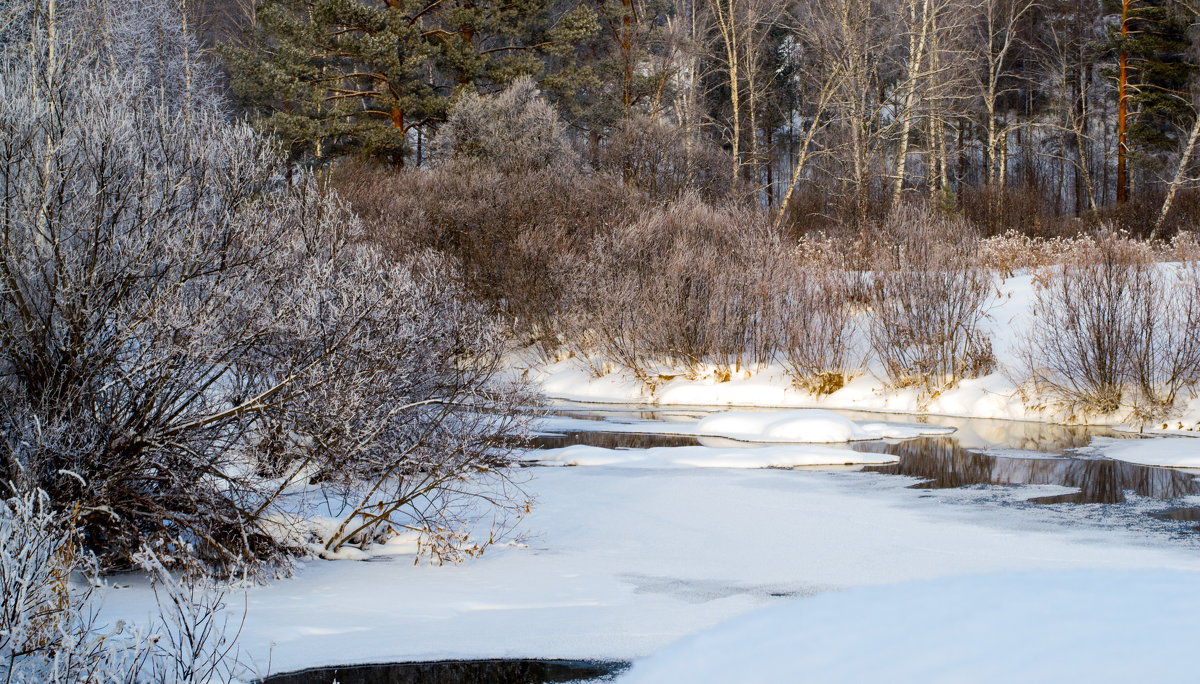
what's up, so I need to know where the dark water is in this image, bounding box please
[262,659,628,684]
[1151,506,1200,521]
[857,437,1200,504]
[530,431,701,450]
[1149,507,1200,531]
[535,404,1200,506]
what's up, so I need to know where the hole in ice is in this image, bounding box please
[260,659,629,684]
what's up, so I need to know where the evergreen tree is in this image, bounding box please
[222,0,596,165]
[541,0,675,142]
[1101,0,1196,199]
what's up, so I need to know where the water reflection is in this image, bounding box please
[541,401,1114,452]
[1152,507,1200,522]
[533,403,1200,506]
[860,437,1200,504]
[530,432,701,450]
[262,659,628,684]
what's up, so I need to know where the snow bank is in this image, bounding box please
[532,443,897,468]
[533,410,952,444]
[529,356,1043,422]
[620,569,1200,684]
[693,409,952,443]
[522,273,1200,429]
[1096,438,1200,468]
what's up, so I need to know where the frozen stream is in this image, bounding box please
[535,402,1200,510]
[106,403,1200,683]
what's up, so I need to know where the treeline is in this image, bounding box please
[339,82,1200,423]
[196,0,1200,235]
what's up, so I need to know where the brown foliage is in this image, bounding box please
[1022,232,1200,417]
[866,204,997,392]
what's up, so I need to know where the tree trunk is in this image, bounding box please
[1152,110,1200,239]
[1117,0,1129,204]
[891,0,932,208]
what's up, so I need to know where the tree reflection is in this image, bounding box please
[862,437,1200,503]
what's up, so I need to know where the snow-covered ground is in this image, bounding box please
[98,408,1200,678]
[1089,436,1200,468]
[517,272,1200,434]
[97,262,1200,680]
[620,569,1200,683]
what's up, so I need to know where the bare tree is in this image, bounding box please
[972,0,1037,188]
[0,0,530,572]
[798,0,893,225]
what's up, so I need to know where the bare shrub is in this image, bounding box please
[596,116,733,201]
[579,195,782,381]
[0,0,528,572]
[1024,233,1200,417]
[776,240,860,395]
[331,159,647,358]
[1128,263,1200,416]
[433,76,577,174]
[1022,234,1147,413]
[866,205,997,391]
[977,231,1091,274]
[0,487,250,683]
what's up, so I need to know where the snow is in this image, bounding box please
[619,569,1200,683]
[531,443,897,467]
[533,409,953,443]
[1093,437,1200,468]
[98,451,1200,676]
[530,354,1046,423]
[692,409,951,442]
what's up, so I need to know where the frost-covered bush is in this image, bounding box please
[0,0,529,571]
[0,488,146,682]
[866,205,996,392]
[595,116,732,201]
[0,488,247,683]
[1022,233,1200,416]
[434,76,577,173]
[332,159,646,358]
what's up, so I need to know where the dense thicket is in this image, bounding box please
[205,0,1200,235]
[0,0,528,573]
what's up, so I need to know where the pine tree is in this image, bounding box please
[541,0,674,142]
[222,0,595,165]
[1101,0,1196,202]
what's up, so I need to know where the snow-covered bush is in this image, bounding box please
[0,0,530,571]
[866,205,997,392]
[434,76,577,173]
[1022,233,1200,417]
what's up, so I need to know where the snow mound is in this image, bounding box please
[1099,438,1200,468]
[693,409,952,443]
[533,444,897,468]
[620,570,1200,684]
